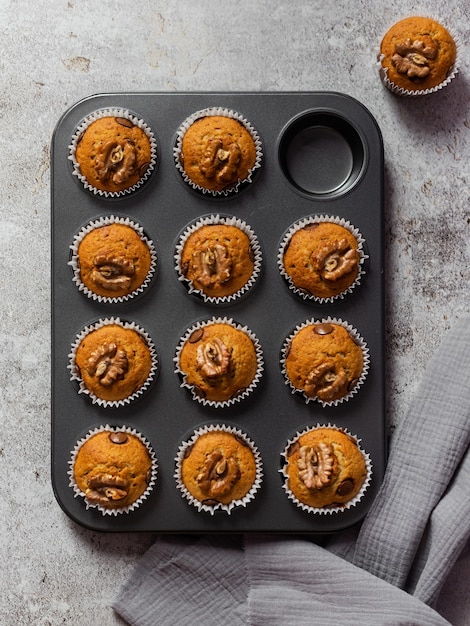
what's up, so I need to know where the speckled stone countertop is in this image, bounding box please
[0,1,468,623]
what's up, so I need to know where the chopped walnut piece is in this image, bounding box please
[94,138,138,184]
[196,337,231,379]
[392,38,438,78]
[85,342,128,386]
[196,450,241,498]
[312,238,359,282]
[85,473,129,504]
[297,443,335,490]
[192,244,232,287]
[199,135,242,185]
[304,360,348,401]
[90,254,135,292]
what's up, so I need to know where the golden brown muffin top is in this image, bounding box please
[73,430,152,509]
[180,224,254,298]
[283,222,360,299]
[380,17,457,91]
[75,116,152,193]
[181,430,257,505]
[180,116,257,192]
[77,223,153,298]
[285,427,368,509]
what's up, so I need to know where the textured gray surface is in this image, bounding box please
[0,0,468,624]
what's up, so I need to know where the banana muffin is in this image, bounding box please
[281,220,363,300]
[178,219,259,301]
[283,320,366,404]
[282,426,370,511]
[176,111,261,194]
[71,112,156,194]
[379,16,458,95]
[71,427,155,513]
[178,428,260,510]
[176,319,262,405]
[72,320,156,405]
[72,219,155,300]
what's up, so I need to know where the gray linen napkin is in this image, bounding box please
[113,319,470,625]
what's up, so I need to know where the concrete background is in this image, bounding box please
[0,0,468,623]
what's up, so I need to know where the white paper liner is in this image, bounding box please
[278,214,367,303]
[174,214,263,305]
[68,317,158,408]
[173,107,263,196]
[68,107,158,197]
[280,317,370,407]
[280,423,372,515]
[69,215,158,304]
[174,423,263,515]
[174,316,264,408]
[377,16,461,97]
[68,424,158,516]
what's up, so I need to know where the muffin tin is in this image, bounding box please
[51,92,385,533]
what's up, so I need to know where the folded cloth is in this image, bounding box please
[113,319,470,625]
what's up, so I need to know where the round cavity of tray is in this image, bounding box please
[278,110,366,198]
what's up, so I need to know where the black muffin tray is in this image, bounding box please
[51,92,385,533]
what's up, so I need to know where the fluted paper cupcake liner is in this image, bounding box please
[175,213,263,305]
[280,317,370,407]
[280,423,372,515]
[68,424,158,516]
[68,107,157,197]
[174,423,263,515]
[69,215,157,304]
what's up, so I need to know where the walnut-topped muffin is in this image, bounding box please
[176,216,262,303]
[175,425,263,514]
[175,318,263,406]
[70,319,157,406]
[282,319,368,405]
[282,426,371,511]
[70,427,157,514]
[70,217,156,301]
[175,110,262,195]
[70,110,157,196]
[379,16,458,95]
[280,218,365,301]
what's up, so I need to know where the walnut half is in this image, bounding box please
[191,244,232,287]
[94,138,138,184]
[85,342,128,386]
[196,337,231,379]
[196,450,241,498]
[312,238,359,282]
[199,135,242,185]
[297,443,335,490]
[392,38,438,79]
[304,360,348,401]
[85,473,129,504]
[90,254,135,292]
